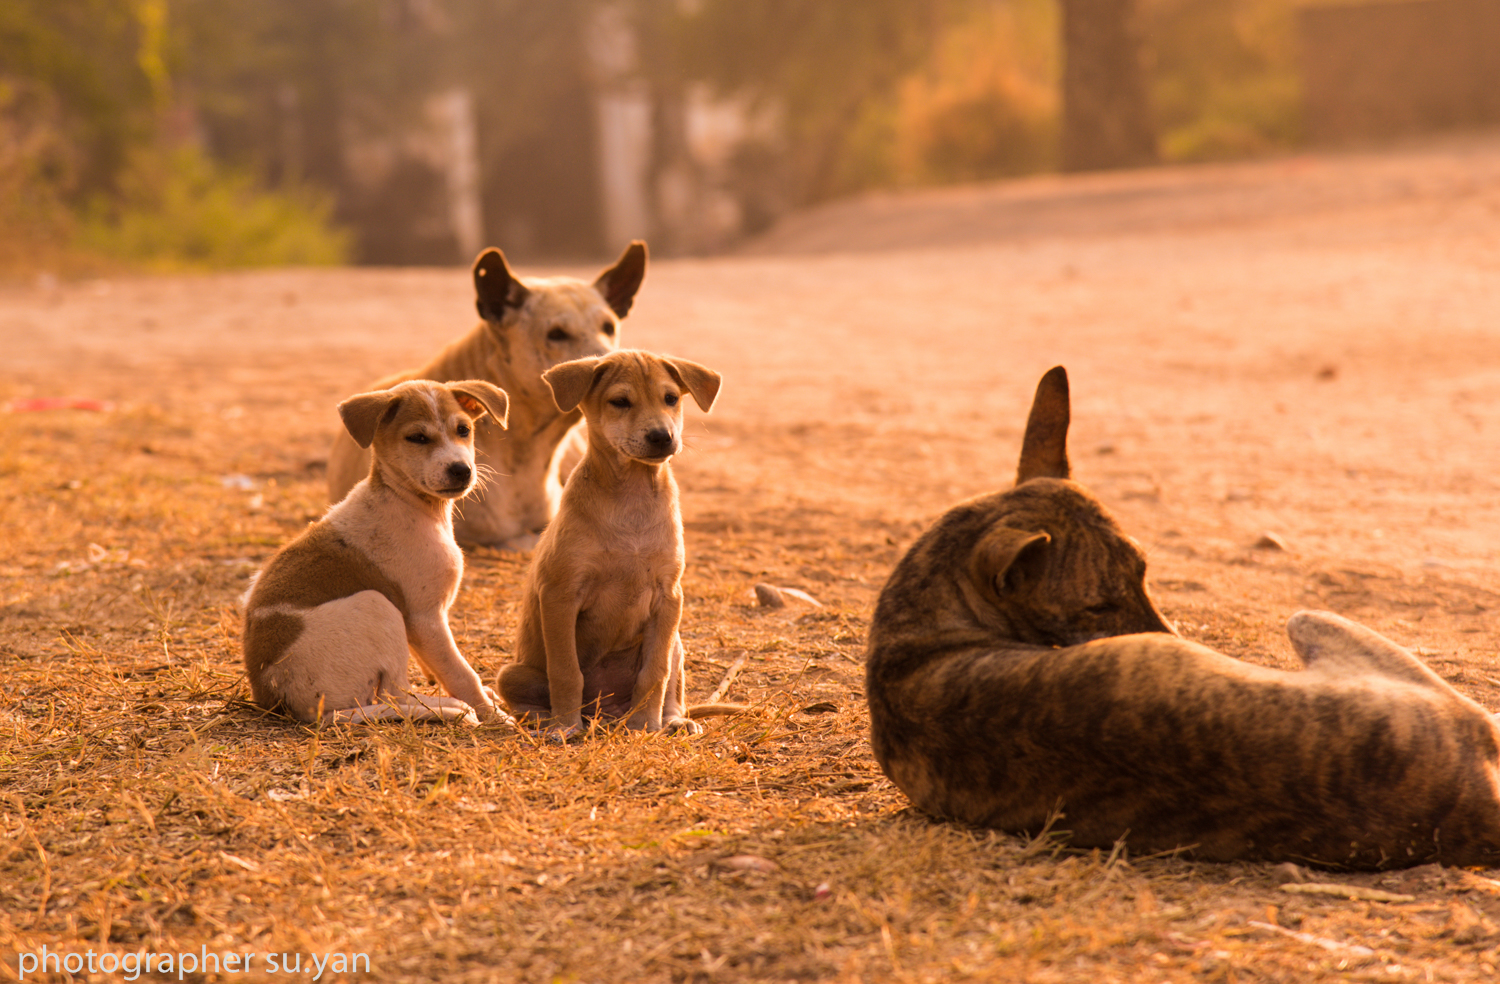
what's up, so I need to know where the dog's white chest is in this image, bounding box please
[393,535,463,607]
[330,502,463,610]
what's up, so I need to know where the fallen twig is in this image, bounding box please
[1248,920,1376,957]
[1279,882,1415,903]
[707,656,747,704]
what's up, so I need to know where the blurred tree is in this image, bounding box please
[1145,0,1301,161]
[885,0,1060,186]
[452,0,607,259]
[173,0,424,201]
[1059,0,1157,170]
[0,0,152,199]
[669,0,961,203]
[0,0,351,270]
[172,0,608,261]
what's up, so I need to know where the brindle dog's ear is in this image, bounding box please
[473,248,530,323]
[448,379,510,430]
[1016,366,1071,485]
[594,240,648,319]
[338,390,399,450]
[544,356,605,412]
[972,526,1052,595]
[662,357,721,412]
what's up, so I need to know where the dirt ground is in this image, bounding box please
[4,133,1500,982]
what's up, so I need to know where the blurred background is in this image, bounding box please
[3,0,1497,273]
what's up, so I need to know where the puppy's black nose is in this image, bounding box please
[645,428,673,449]
[446,462,472,485]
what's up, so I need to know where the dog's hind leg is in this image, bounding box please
[273,592,484,725]
[496,662,554,724]
[1287,610,1454,690]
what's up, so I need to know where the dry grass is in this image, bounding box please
[7,144,1500,980]
[2,385,1498,984]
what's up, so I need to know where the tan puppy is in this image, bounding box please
[866,367,1500,868]
[246,379,512,725]
[326,242,646,551]
[498,350,730,735]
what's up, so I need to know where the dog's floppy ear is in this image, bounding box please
[544,356,605,412]
[662,357,721,412]
[971,526,1052,596]
[473,248,530,323]
[1016,366,1070,485]
[338,390,399,450]
[448,379,510,430]
[594,240,648,319]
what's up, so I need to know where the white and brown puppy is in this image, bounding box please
[497,350,732,735]
[245,379,513,725]
[326,242,645,551]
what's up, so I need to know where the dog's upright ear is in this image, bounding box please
[594,240,648,318]
[473,248,530,323]
[338,390,400,450]
[543,356,605,413]
[448,379,510,430]
[662,357,721,412]
[1016,366,1071,485]
[971,526,1052,597]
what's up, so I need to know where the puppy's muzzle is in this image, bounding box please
[643,427,677,457]
[440,461,474,495]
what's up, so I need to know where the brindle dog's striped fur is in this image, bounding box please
[866,367,1500,868]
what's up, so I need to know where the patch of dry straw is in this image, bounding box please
[3,405,1500,983]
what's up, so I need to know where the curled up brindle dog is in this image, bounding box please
[865,366,1500,868]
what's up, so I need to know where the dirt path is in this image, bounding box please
[7,135,1500,659]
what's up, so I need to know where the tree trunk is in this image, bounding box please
[1060,0,1157,171]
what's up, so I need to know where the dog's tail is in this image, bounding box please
[1286,610,1455,691]
[687,703,750,719]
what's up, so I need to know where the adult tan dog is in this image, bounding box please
[865,366,1500,868]
[497,350,734,735]
[326,242,646,551]
[246,379,512,725]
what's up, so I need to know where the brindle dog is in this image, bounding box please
[866,367,1500,868]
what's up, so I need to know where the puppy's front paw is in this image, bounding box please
[475,687,518,728]
[479,705,519,729]
[467,692,509,726]
[542,723,581,744]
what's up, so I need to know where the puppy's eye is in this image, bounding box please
[664,392,679,407]
[608,397,631,410]
[601,320,616,337]
[547,327,569,342]
[456,423,471,438]
[406,433,431,445]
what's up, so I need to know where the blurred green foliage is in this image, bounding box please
[675,0,1301,195]
[886,0,1061,185]
[1145,0,1303,161]
[670,0,958,200]
[0,0,349,273]
[78,146,349,270]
